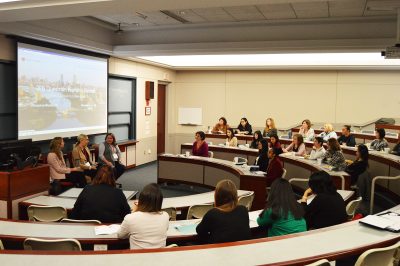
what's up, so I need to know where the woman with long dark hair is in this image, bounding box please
[301,171,347,229]
[250,130,263,149]
[47,137,86,194]
[196,180,250,243]
[257,178,306,237]
[70,165,131,223]
[256,139,269,172]
[226,128,238,147]
[345,144,369,185]
[118,183,169,249]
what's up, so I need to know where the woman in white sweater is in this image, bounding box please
[117,183,169,249]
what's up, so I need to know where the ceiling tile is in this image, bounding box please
[139,11,182,25]
[257,3,296,20]
[329,0,366,17]
[291,1,329,18]
[168,9,208,23]
[191,7,235,22]
[223,5,265,21]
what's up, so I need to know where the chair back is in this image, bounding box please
[281,168,287,179]
[238,191,255,211]
[208,151,214,158]
[60,218,101,224]
[27,205,67,222]
[354,241,400,266]
[357,170,371,201]
[187,204,214,219]
[0,239,4,250]
[346,197,362,219]
[305,259,330,266]
[162,207,177,221]
[23,238,82,251]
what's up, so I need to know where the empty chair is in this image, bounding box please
[234,157,247,165]
[60,218,101,224]
[354,241,400,266]
[346,197,362,219]
[23,238,82,251]
[27,205,67,222]
[186,204,214,219]
[162,207,177,221]
[208,151,214,158]
[238,191,255,211]
[305,259,331,266]
[281,168,287,179]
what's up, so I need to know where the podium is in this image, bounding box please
[0,164,49,219]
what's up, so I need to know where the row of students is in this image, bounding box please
[211,116,277,137]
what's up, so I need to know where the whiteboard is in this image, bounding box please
[178,107,202,125]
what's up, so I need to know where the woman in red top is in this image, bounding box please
[192,131,209,157]
[269,134,282,149]
[266,147,284,186]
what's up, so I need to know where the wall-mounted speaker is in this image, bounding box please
[145,81,154,100]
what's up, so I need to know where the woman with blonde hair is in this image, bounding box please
[47,137,86,194]
[263,117,277,137]
[72,134,97,181]
[196,180,250,243]
[319,123,337,142]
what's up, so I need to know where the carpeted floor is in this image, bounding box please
[118,161,211,198]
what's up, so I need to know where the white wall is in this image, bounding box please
[165,69,400,153]
[108,57,176,165]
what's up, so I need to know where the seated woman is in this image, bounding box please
[257,178,306,237]
[212,117,229,134]
[307,137,326,160]
[72,134,97,181]
[298,119,315,141]
[369,128,389,151]
[269,134,281,149]
[323,138,347,171]
[226,128,238,147]
[70,165,131,223]
[237,117,252,135]
[319,123,337,142]
[192,131,209,157]
[301,171,347,229]
[118,183,169,249]
[256,139,269,172]
[196,180,250,244]
[266,147,284,186]
[47,137,86,195]
[263,117,277,137]
[391,135,400,156]
[98,133,125,179]
[283,134,306,156]
[345,144,369,185]
[250,130,263,149]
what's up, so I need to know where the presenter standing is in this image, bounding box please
[98,133,125,179]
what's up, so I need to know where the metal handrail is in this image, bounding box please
[370,175,400,214]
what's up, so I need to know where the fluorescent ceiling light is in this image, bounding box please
[137,53,400,68]
[0,0,22,3]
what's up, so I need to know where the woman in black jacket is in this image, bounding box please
[345,144,369,185]
[256,139,269,172]
[250,130,263,149]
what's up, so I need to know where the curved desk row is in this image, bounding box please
[181,143,400,196]
[158,154,266,210]
[1,205,400,266]
[18,190,252,220]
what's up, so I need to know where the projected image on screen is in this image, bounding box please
[18,43,108,141]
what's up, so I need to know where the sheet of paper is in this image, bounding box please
[94,224,121,235]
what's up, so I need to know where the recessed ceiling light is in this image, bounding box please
[137,53,400,68]
[0,0,22,3]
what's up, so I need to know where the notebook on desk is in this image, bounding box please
[359,212,400,233]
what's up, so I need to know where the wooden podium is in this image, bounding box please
[0,164,49,219]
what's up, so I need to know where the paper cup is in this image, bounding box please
[185,151,190,157]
